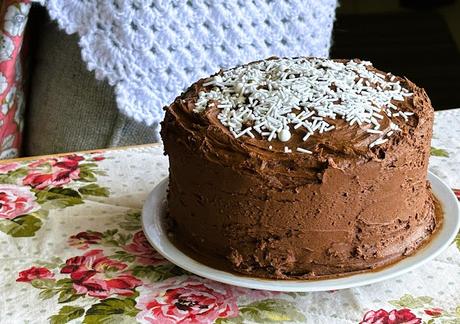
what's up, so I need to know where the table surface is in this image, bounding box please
[0,109,459,324]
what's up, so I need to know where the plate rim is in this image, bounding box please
[141,171,460,292]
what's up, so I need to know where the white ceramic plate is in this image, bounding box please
[141,172,459,292]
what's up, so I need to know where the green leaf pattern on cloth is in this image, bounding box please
[430,147,450,157]
[78,184,110,197]
[0,211,44,237]
[35,187,84,208]
[82,298,138,324]
[389,294,433,308]
[0,167,28,184]
[49,306,85,324]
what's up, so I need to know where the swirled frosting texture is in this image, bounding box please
[161,57,436,279]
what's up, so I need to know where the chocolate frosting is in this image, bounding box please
[161,57,437,279]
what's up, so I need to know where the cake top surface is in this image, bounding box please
[192,57,414,153]
[162,57,433,186]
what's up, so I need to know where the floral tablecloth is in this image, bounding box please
[0,109,459,324]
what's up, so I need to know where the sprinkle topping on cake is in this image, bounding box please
[193,58,413,150]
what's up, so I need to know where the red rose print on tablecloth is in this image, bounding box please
[0,184,39,219]
[0,161,19,173]
[60,249,142,299]
[360,308,421,324]
[68,231,104,250]
[424,307,443,317]
[123,231,169,266]
[16,266,54,282]
[54,155,85,168]
[27,155,85,169]
[136,275,240,324]
[14,208,308,323]
[23,155,84,189]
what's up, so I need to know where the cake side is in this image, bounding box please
[161,57,436,279]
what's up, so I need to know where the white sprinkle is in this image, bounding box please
[284,146,292,153]
[387,103,398,110]
[217,104,232,109]
[235,132,245,139]
[302,132,312,141]
[269,145,273,150]
[294,122,304,129]
[366,129,383,134]
[319,122,328,133]
[370,138,388,147]
[386,130,394,137]
[297,147,312,154]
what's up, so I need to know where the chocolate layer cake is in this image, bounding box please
[161,57,437,279]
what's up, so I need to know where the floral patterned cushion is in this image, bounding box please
[0,0,29,159]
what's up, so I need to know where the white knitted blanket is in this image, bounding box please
[43,0,337,125]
